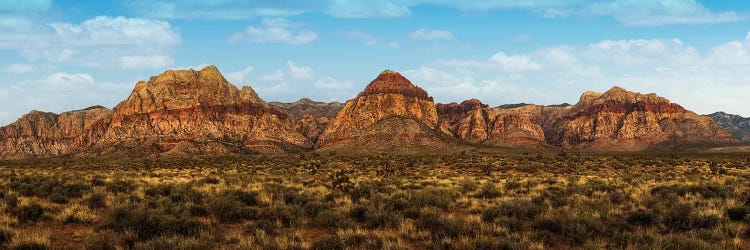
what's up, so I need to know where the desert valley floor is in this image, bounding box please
[0,149,749,249]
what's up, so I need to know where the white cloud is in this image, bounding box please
[436,52,543,72]
[410,28,453,40]
[227,66,254,84]
[4,63,33,73]
[315,77,353,90]
[118,55,174,69]
[125,0,744,26]
[0,16,181,69]
[0,72,134,126]
[341,30,400,48]
[259,70,285,82]
[286,61,314,79]
[410,31,750,117]
[37,72,95,91]
[229,18,317,44]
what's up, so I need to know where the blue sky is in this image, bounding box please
[2,0,750,125]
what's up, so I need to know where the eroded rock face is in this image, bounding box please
[546,86,737,149]
[707,112,750,143]
[104,65,310,154]
[436,100,545,146]
[269,98,344,143]
[317,70,447,150]
[0,106,112,159]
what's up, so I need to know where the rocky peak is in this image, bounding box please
[358,70,432,101]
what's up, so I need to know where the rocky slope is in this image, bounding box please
[707,112,750,143]
[269,99,344,143]
[104,65,310,154]
[0,106,111,159]
[436,100,545,146]
[317,70,452,150]
[545,87,737,149]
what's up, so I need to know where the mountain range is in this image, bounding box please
[0,66,741,159]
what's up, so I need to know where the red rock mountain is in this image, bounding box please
[0,68,739,158]
[543,87,737,149]
[436,100,546,146]
[0,106,111,159]
[317,70,454,150]
[269,98,344,143]
[103,66,310,154]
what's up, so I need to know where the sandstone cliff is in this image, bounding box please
[545,86,737,149]
[0,106,111,159]
[436,100,545,146]
[104,65,310,154]
[317,70,452,150]
[270,98,344,143]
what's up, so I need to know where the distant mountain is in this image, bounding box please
[0,67,739,159]
[707,112,750,143]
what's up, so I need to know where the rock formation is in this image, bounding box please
[0,106,111,159]
[317,70,452,150]
[544,87,737,149]
[0,68,740,158]
[436,100,545,146]
[104,65,310,154]
[707,112,750,143]
[269,98,344,143]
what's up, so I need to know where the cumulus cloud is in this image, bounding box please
[410,28,453,40]
[0,16,180,69]
[227,66,254,84]
[229,18,317,44]
[0,72,133,126]
[411,32,750,116]
[286,61,314,79]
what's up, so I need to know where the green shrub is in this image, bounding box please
[105,180,134,194]
[725,206,749,221]
[664,237,717,250]
[626,209,659,227]
[48,192,68,204]
[99,205,206,241]
[12,204,45,223]
[311,210,352,230]
[410,188,460,210]
[205,196,255,223]
[482,199,544,222]
[312,235,345,250]
[85,193,107,209]
[415,209,475,240]
[0,227,13,245]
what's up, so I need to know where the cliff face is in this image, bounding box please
[317,70,449,150]
[269,98,344,143]
[707,112,750,143]
[436,100,545,146]
[546,87,737,149]
[0,106,111,159]
[104,66,310,154]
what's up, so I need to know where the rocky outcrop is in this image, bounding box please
[0,106,111,159]
[707,112,750,143]
[436,100,545,146]
[317,70,451,150]
[104,65,310,154]
[545,87,737,149]
[269,98,344,143]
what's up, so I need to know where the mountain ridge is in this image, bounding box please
[0,66,740,158]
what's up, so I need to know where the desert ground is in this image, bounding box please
[0,149,748,249]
